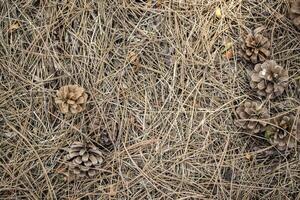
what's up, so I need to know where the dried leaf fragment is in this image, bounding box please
[215,7,222,18]
[7,21,21,33]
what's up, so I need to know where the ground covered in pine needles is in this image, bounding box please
[1,0,300,199]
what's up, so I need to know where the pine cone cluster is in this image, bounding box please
[55,85,88,114]
[265,114,300,151]
[289,0,300,29]
[240,28,271,64]
[235,101,269,134]
[236,16,298,154]
[65,142,103,178]
[250,60,289,99]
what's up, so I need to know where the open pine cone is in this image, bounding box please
[250,60,289,99]
[65,142,103,178]
[265,114,300,151]
[235,101,270,134]
[55,85,88,114]
[89,117,117,149]
[289,0,300,29]
[240,28,271,64]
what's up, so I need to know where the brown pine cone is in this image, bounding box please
[265,114,300,151]
[235,101,270,134]
[65,142,103,178]
[55,85,88,114]
[250,60,289,99]
[89,117,118,149]
[289,0,300,29]
[240,28,271,64]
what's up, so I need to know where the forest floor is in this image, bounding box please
[1,0,300,199]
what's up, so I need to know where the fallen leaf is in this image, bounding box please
[225,42,233,50]
[155,0,163,8]
[215,7,222,18]
[245,153,252,160]
[146,0,153,7]
[127,51,141,72]
[127,51,138,63]
[221,40,233,54]
[7,21,20,32]
[224,49,234,59]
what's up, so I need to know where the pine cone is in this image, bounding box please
[55,85,88,114]
[289,0,300,29]
[240,28,271,64]
[250,60,289,99]
[89,117,118,149]
[65,142,103,177]
[235,101,270,134]
[265,114,300,151]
